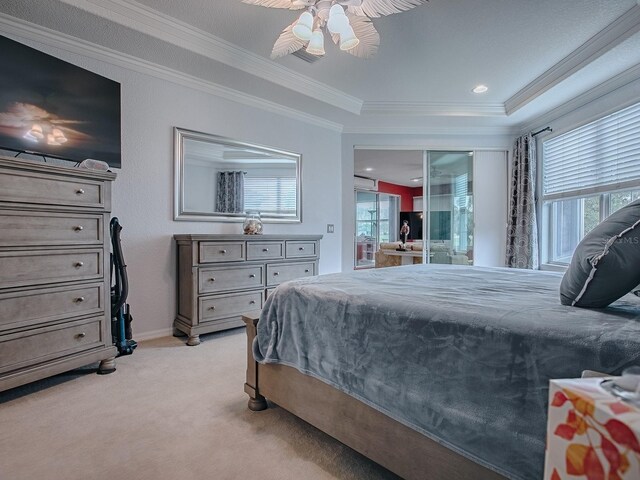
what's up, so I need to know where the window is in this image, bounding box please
[244,176,297,215]
[542,101,640,265]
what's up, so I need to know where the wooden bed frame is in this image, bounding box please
[242,314,506,480]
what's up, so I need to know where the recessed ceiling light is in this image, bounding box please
[364,167,373,172]
[472,85,488,94]
[411,177,422,182]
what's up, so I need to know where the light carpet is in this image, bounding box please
[0,329,398,480]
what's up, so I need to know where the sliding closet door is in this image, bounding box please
[355,190,378,269]
[378,194,400,244]
[473,150,508,266]
[427,151,474,265]
[354,191,400,269]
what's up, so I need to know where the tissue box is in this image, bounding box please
[544,378,640,480]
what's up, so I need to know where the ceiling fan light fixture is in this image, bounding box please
[327,4,349,34]
[306,29,326,55]
[339,25,360,51]
[292,11,314,41]
[250,0,427,59]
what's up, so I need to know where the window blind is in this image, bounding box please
[454,173,468,199]
[543,101,640,200]
[244,176,296,214]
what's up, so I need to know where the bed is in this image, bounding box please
[243,264,640,479]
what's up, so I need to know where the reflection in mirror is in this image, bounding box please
[174,128,301,222]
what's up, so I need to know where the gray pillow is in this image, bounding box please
[560,198,640,307]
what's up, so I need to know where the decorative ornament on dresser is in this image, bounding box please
[241,0,428,59]
[243,211,263,234]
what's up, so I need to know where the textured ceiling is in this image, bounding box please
[1,0,639,133]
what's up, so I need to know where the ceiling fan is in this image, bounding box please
[241,0,427,59]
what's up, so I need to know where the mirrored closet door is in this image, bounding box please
[425,151,474,265]
[354,190,400,269]
[354,149,474,269]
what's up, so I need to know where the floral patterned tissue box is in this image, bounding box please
[544,378,640,480]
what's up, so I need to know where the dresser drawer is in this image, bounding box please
[0,283,103,332]
[266,262,315,286]
[199,242,244,263]
[0,318,102,374]
[200,291,262,322]
[0,169,104,209]
[246,242,284,261]
[0,211,102,247]
[0,249,102,289]
[286,241,317,258]
[198,265,263,294]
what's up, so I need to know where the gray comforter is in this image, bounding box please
[253,265,640,479]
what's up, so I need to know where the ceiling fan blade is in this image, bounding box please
[347,0,427,18]
[241,0,305,10]
[271,22,307,59]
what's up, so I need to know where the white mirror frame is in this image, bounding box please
[174,127,302,223]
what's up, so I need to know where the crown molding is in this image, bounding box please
[0,13,344,132]
[362,101,506,117]
[57,0,363,115]
[516,62,640,135]
[342,125,518,136]
[505,4,640,115]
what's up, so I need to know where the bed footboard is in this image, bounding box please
[241,312,505,480]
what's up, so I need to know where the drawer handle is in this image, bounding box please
[208,277,216,282]
[262,248,269,252]
[76,188,85,195]
[299,247,305,251]
[75,332,86,339]
[305,269,310,273]
[208,306,216,311]
[74,261,84,268]
[220,249,227,254]
[74,225,84,232]
[273,272,279,276]
[249,300,256,305]
[249,274,256,278]
[74,296,85,303]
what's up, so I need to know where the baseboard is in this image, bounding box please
[134,328,174,342]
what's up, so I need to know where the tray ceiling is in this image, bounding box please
[1,0,639,133]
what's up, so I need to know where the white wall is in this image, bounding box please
[2,32,343,338]
[341,134,512,271]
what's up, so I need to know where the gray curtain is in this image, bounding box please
[506,134,539,269]
[215,171,244,213]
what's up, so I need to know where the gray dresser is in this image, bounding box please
[0,156,117,393]
[174,234,322,345]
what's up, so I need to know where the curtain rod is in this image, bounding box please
[531,126,552,137]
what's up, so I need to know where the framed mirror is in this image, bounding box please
[174,128,302,222]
